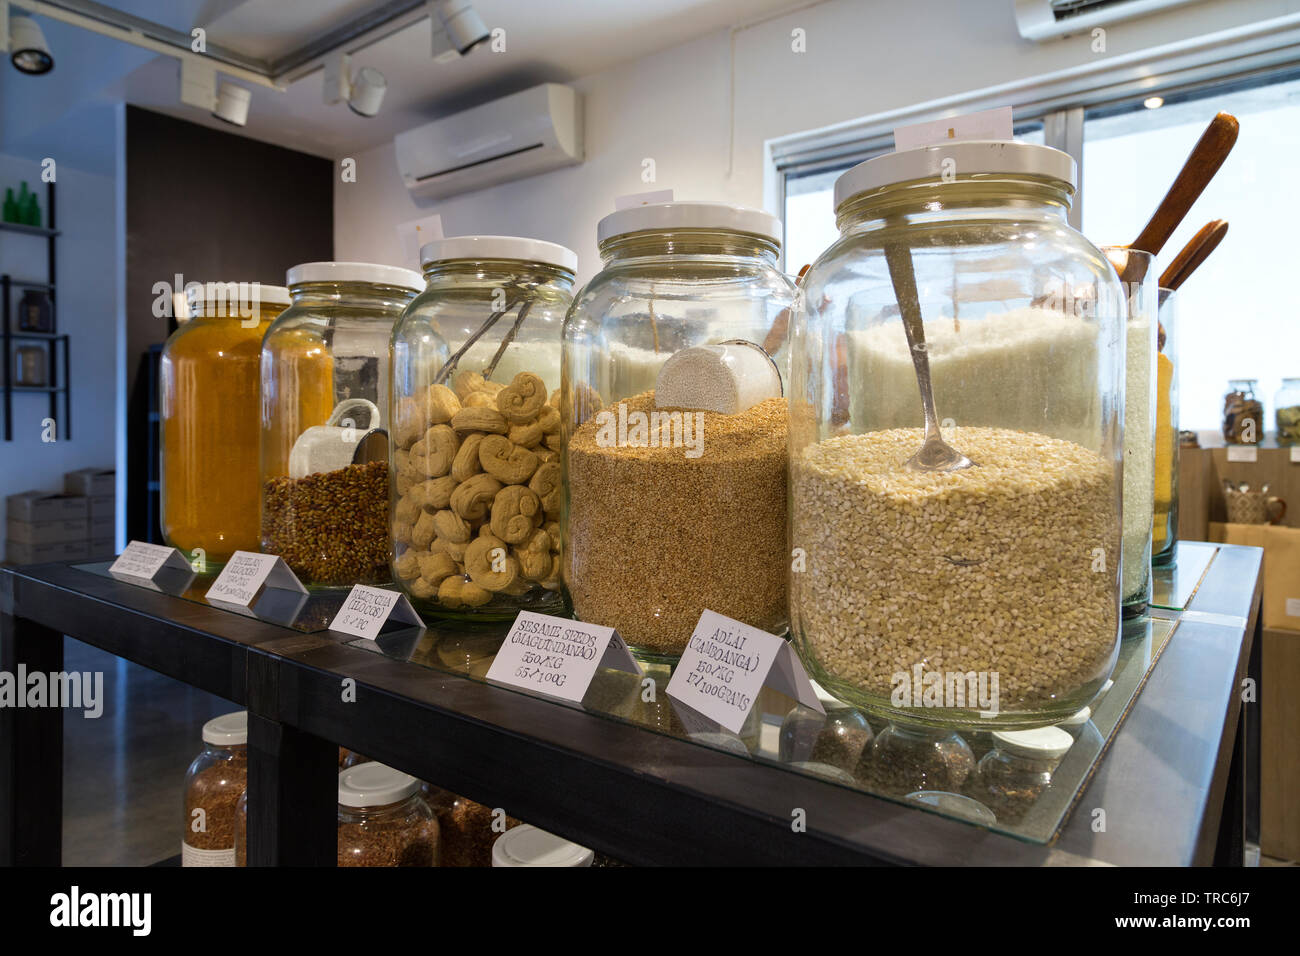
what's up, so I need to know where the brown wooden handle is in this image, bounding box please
[1160,219,1229,291]
[1268,496,1287,525]
[1132,112,1238,257]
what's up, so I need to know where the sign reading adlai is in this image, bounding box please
[329,585,424,640]
[205,551,306,606]
[667,610,823,733]
[109,541,194,582]
[486,611,642,703]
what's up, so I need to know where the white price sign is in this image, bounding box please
[486,611,642,703]
[329,585,424,640]
[205,551,306,606]
[109,541,195,583]
[1227,445,1258,462]
[666,610,823,734]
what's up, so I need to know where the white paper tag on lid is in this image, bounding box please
[893,106,1014,151]
[110,541,195,582]
[666,610,823,734]
[329,585,425,639]
[486,611,642,703]
[614,188,673,210]
[205,551,306,606]
[1227,445,1258,462]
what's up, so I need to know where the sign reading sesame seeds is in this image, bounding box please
[486,611,642,704]
[666,609,824,734]
[205,551,306,607]
[329,585,425,640]
[110,541,195,584]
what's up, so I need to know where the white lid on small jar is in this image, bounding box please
[1059,705,1092,728]
[833,141,1077,211]
[337,762,421,808]
[491,825,595,867]
[185,282,291,314]
[286,261,424,293]
[596,201,782,245]
[419,235,578,273]
[991,725,1074,760]
[202,710,248,746]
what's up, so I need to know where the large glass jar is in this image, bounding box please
[1223,378,1263,444]
[337,762,440,866]
[161,283,289,567]
[562,202,796,661]
[390,236,576,619]
[1153,289,1179,565]
[790,142,1124,729]
[1274,377,1300,445]
[182,710,247,867]
[260,262,423,587]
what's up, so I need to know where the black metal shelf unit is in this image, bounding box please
[2,181,68,441]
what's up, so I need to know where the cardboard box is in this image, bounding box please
[89,514,114,539]
[1262,626,1300,861]
[1207,521,1269,549]
[6,490,88,522]
[89,495,115,520]
[88,537,116,558]
[4,538,90,565]
[63,467,115,497]
[7,516,89,545]
[1262,526,1300,633]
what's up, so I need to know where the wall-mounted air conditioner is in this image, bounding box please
[395,82,583,203]
[1014,0,1203,41]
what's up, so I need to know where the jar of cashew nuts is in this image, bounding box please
[390,236,576,619]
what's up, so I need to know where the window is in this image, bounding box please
[781,71,1300,431]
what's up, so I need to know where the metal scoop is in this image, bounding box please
[884,242,975,473]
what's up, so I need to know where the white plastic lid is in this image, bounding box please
[337,762,421,808]
[202,710,248,746]
[186,282,290,314]
[1059,705,1092,728]
[833,141,1077,211]
[419,235,578,273]
[286,261,424,293]
[597,201,781,245]
[991,726,1074,760]
[491,825,595,867]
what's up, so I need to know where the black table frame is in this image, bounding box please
[0,544,1263,866]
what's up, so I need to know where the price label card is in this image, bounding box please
[109,541,194,582]
[329,585,424,639]
[1286,598,1300,618]
[1290,446,1300,463]
[894,105,1013,151]
[1227,445,1258,462]
[205,551,306,607]
[486,611,642,704]
[666,610,823,734]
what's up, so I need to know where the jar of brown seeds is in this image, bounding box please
[337,763,440,867]
[182,711,248,867]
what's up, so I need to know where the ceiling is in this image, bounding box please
[3,0,806,165]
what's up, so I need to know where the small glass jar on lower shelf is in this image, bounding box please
[337,763,440,866]
[779,682,873,776]
[182,711,247,867]
[973,726,1074,822]
[1223,378,1263,445]
[857,722,975,797]
[390,236,576,619]
[1153,288,1179,566]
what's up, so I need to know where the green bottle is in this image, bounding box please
[2,188,15,223]
[25,192,41,227]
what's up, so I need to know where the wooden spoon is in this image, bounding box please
[1112,112,1238,285]
[1158,219,1228,305]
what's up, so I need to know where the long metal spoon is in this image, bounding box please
[884,241,975,472]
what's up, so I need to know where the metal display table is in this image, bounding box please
[0,541,1262,866]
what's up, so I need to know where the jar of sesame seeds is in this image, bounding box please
[561,202,796,662]
[789,141,1124,730]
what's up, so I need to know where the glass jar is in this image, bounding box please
[562,202,796,661]
[337,762,440,866]
[1223,378,1263,444]
[1275,377,1300,445]
[1105,248,1157,615]
[423,786,521,866]
[491,824,594,867]
[182,710,248,867]
[779,681,873,775]
[1153,289,1179,565]
[857,721,975,797]
[974,725,1073,822]
[390,236,576,618]
[260,262,423,587]
[790,142,1124,729]
[235,789,248,867]
[162,283,289,567]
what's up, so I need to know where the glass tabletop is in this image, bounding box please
[74,552,1194,845]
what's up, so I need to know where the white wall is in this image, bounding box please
[335,0,1298,282]
[1,152,118,561]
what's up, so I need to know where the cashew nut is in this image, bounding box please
[528,461,562,516]
[394,496,419,526]
[536,405,561,435]
[451,433,485,483]
[416,550,459,585]
[478,434,538,485]
[432,508,471,543]
[411,510,437,549]
[411,576,437,600]
[452,370,486,400]
[433,536,468,563]
[392,518,413,546]
[393,397,424,449]
[450,473,502,520]
[508,420,544,448]
[451,407,509,436]
[411,475,457,511]
[464,534,520,592]
[395,472,414,497]
[514,528,552,580]
[413,424,459,478]
[394,549,421,580]
[496,372,547,424]
[489,484,543,544]
[424,384,461,424]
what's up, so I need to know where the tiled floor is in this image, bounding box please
[62,637,235,866]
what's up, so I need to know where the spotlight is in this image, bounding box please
[429,0,488,61]
[10,14,53,74]
[1144,96,1164,110]
[323,53,386,117]
[213,83,251,126]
